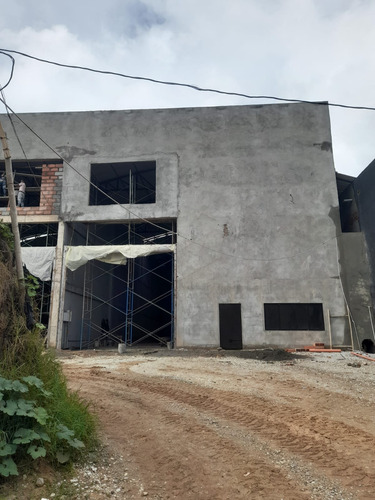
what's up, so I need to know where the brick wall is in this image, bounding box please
[0,163,63,217]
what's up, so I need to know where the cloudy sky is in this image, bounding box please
[0,0,374,177]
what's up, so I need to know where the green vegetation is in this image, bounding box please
[0,222,14,252]
[0,229,97,480]
[0,374,86,477]
[0,335,97,479]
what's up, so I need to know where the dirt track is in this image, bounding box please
[62,349,375,499]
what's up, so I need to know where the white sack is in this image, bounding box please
[65,244,175,272]
[21,247,56,281]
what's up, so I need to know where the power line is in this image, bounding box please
[0,94,342,265]
[1,48,375,112]
[1,89,41,187]
[0,52,15,91]
[0,96,176,234]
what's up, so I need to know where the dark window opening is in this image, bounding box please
[336,173,360,232]
[0,161,47,207]
[264,303,324,331]
[89,161,156,206]
[19,223,58,247]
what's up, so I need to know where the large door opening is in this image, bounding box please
[63,221,176,349]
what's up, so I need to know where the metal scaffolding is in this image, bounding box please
[66,221,176,349]
[19,223,58,329]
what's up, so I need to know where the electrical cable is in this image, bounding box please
[1,48,375,112]
[0,52,15,91]
[1,89,41,187]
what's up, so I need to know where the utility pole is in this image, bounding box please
[0,119,24,283]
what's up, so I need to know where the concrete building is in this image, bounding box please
[0,102,367,350]
[337,161,375,352]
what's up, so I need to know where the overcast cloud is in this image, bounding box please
[0,0,374,176]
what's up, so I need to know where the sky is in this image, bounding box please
[0,0,374,177]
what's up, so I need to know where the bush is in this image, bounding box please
[0,230,97,480]
[0,374,84,477]
[0,331,97,479]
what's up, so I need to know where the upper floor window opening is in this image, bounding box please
[89,161,156,206]
[0,161,43,207]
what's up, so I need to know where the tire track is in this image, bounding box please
[63,359,374,499]
[124,374,374,494]
[66,368,313,499]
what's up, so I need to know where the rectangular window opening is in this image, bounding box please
[19,223,58,247]
[0,161,47,207]
[264,303,324,331]
[89,161,156,206]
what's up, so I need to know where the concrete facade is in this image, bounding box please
[353,160,375,301]
[0,102,354,349]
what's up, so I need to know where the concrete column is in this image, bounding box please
[48,220,65,348]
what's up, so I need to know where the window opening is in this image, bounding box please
[264,303,324,331]
[0,161,42,207]
[89,161,156,205]
[19,223,58,247]
[336,173,360,232]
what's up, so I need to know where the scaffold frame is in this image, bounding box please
[65,221,176,349]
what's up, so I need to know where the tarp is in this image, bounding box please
[65,244,175,272]
[21,247,56,281]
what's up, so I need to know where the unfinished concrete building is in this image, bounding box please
[0,102,371,350]
[336,161,375,352]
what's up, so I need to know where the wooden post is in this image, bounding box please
[348,305,354,351]
[0,119,24,284]
[327,309,332,349]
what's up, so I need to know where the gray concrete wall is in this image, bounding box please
[1,103,347,348]
[337,232,373,347]
[172,104,346,346]
[354,160,375,304]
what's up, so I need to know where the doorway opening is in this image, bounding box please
[219,303,243,350]
[63,221,176,349]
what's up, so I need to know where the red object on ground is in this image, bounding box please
[285,347,341,353]
[307,349,341,353]
[351,352,375,362]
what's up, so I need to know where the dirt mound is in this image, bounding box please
[222,348,299,361]
[60,346,301,362]
[129,347,301,362]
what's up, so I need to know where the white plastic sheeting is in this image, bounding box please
[21,247,56,281]
[65,244,175,272]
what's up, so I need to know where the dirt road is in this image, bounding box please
[61,349,375,499]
